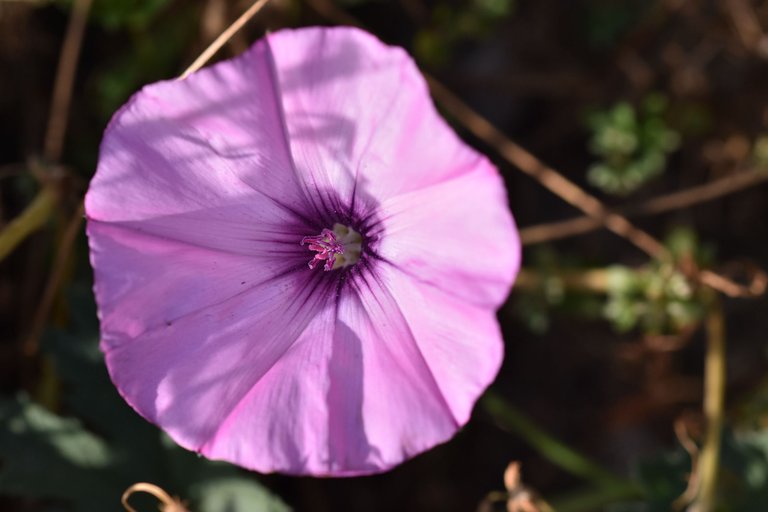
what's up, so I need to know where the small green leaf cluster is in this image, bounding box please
[586,94,680,196]
[604,263,700,334]
[604,228,710,334]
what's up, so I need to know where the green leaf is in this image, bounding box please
[634,448,689,509]
[191,477,290,512]
[0,395,122,510]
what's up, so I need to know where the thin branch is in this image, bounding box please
[0,187,57,263]
[44,0,92,162]
[179,0,271,79]
[724,0,766,51]
[698,268,767,298]
[425,77,669,260]
[122,482,188,512]
[22,200,83,356]
[520,169,768,245]
[691,296,726,512]
[672,416,700,510]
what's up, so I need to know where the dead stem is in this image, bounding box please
[0,187,56,263]
[698,268,766,299]
[520,169,768,245]
[477,462,555,512]
[672,416,700,510]
[724,0,766,52]
[424,76,669,260]
[22,200,83,356]
[122,482,188,512]
[44,0,92,162]
[690,296,725,512]
[179,0,271,79]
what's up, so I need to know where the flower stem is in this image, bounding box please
[482,391,630,490]
[691,295,725,512]
[0,187,56,263]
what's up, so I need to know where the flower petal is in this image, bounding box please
[380,264,505,427]
[378,163,520,308]
[197,304,339,474]
[266,27,487,208]
[200,271,461,475]
[86,37,315,255]
[102,255,334,454]
[88,221,303,345]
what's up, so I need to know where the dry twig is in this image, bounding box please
[122,483,188,512]
[672,416,700,510]
[426,78,669,260]
[179,0,271,79]
[724,0,766,52]
[690,297,725,512]
[0,187,56,262]
[44,0,92,162]
[23,201,84,356]
[520,169,768,245]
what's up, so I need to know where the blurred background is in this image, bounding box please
[2,0,768,511]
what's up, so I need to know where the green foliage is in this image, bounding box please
[603,263,701,334]
[0,288,289,512]
[719,429,768,511]
[604,228,710,334]
[0,396,117,510]
[516,229,712,336]
[586,94,680,196]
[414,0,515,67]
[631,448,689,511]
[628,428,768,512]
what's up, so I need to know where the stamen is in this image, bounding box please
[301,229,344,271]
[301,224,362,271]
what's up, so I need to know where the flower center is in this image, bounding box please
[301,223,362,271]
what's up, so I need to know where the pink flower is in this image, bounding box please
[85,26,520,476]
